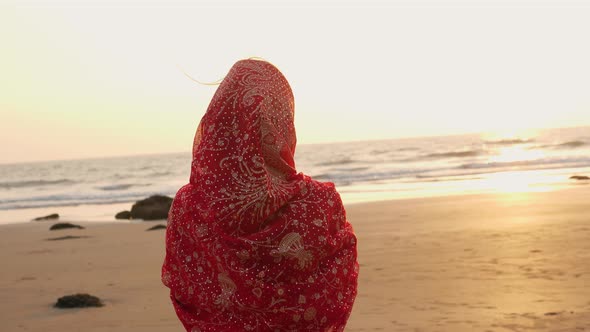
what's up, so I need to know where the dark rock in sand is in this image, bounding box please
[49,222,84,231]
[32,213,59,221]
[130,195,173,220]
[570,175,590,180]
[54,293,104,308]
[146,224,167,231]
[46,235,91,241]
[115,210,132,219]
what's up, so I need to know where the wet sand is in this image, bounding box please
[1,186,589,331]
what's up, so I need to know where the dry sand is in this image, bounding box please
[1,186,589,331]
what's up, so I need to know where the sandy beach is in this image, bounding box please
[1,186,589,331]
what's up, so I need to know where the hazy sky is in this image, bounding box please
[2,0,590,163]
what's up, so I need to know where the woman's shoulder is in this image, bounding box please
[299,174,344,207]
[300,173,335,189]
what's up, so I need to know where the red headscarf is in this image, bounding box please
[162,59,358,332]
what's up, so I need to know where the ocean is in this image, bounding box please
[1,126,589,224]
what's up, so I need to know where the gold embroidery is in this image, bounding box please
[214,273,236,308]
[304,306,317,321]
[271,232,313,269]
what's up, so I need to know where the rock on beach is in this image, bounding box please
[32,213,59,221]
[49,223,84,231]
[129,195,173,220]
[54,294,104,308]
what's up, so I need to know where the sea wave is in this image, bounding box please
[423,150,482,159]
[370,149,389,155]
[484,138,535,145]
[0,179,75,189]
[312,155,590,187]
[415,176,485,183]
[0,198,141,210]
[0,189,176,210]
[312,167,442,185]
[330,166,371,172]
[315,158,357,166]
[95,183,146,191]
[311,173,331,181]
[148,171,173,177]
[538,140,587,149]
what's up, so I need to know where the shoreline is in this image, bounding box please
[2,183,588,226]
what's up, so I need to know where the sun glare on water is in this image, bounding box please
[484,128,545,164]
[479,129,551,193]
[489,146,545,164]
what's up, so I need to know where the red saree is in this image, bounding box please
[162,59,358,332]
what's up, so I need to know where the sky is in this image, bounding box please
[1,0,590,163]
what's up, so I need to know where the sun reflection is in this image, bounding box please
[489,146,546,164]
[478,128,552,194]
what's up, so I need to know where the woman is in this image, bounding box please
[162,59,358,332]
